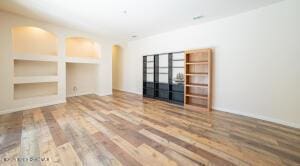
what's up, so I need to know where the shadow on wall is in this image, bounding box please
[112,45,123,90]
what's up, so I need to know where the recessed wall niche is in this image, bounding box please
[14,82,58,100]
[66,37,100,59]
[11,26,59,100]
[14,60,57,77]
[12,26,57,56]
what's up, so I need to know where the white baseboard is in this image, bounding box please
[0,92,110,115]
[67,92,95,97]
[0,99,66,115]
[96,92,112,96]
[213,107,300,129]
[113,88,142,95]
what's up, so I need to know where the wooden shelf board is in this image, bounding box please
[185,73,208,76]
[186,61,208,65]
[185,48,211,54]
[187,103,207,108]
[184,104,209,112]
[185,84,208,88]
[186,93,208,99]
[14,54,58,62]
[14,76,58,84]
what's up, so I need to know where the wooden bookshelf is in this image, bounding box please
[184,48,212,111]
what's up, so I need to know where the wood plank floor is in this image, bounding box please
[0,90,300,166]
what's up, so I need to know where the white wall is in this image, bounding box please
[0,11,113,113]
[118,0,300,128]
[96,42,113,96]
[66,63,97,97]
[112,45,126,90]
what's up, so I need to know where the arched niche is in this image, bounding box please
[12,26,58,55]
[66,37,100,59]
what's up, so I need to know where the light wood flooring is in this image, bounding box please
[0,90,300,166]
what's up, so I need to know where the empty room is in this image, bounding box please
[0,0,299,165]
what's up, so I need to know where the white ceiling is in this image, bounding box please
[0,0,282,41]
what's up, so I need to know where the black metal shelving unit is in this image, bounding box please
[143,55,155,97]
[143,52,184,105]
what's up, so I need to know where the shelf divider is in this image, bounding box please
[185,84,208,88]
[14,76,58,84]
[186,61,208,65]
[185,73,208,76]
[186,93,208,99]
[14,54,58,62]
[65,57,100,64]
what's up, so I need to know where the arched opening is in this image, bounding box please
[112,45,123,91]
[65,37,100,97]
[66,37,100,59]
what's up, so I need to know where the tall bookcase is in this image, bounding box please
[143,52,184,105]
[184,48,212,111]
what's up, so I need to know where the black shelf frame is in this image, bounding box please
[143,52,184,105]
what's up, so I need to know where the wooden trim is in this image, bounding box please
[186,93,208,99]
[185,73,208,76]
[208,49,212,111]
[186,62,208,65]
[185,48,212,54]
[185,84,208,88]
[185,104,209,111]
[184,50,187,106]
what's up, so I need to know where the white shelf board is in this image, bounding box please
[14,76,58,84]
[13,94,59,101]
[66,57,100,64]
[14,54,58,62]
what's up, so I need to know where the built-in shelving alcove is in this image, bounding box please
[66,37,101,64]
[11,26,58,100]
[12,26,58,57]
[65,37,100,97]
